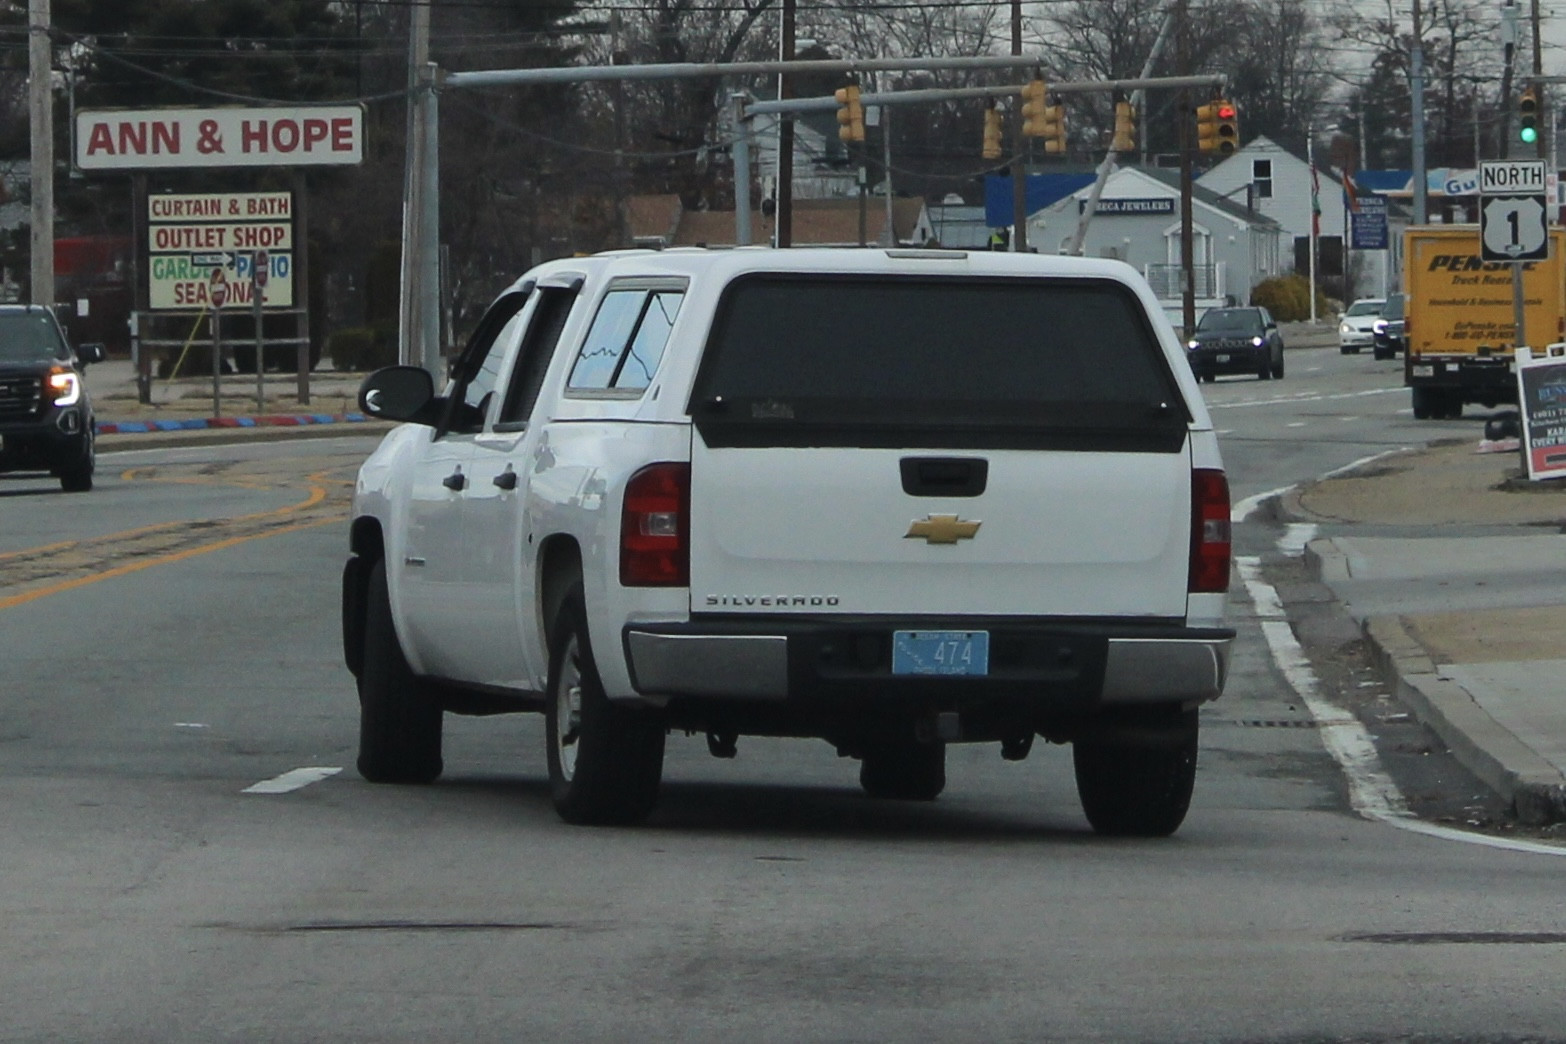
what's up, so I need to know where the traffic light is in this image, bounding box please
[982,104,1004,160]
[1196,96,1239,154]
[835,82,864,143]
[1020,77,1050,137]
[1519,86,1540,144]
[1112,93,1137,152]
[1042,95,1067,154]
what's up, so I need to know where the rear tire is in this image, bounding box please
[1073,713,1198,837]
[859,736,946,801]
[356,559,443,784]
[1411,387,1434,420]
[545,584,665,825]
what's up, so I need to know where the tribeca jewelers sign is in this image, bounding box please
[147,192,294,310]
[76,106,364,170]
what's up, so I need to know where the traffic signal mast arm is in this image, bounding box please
[740,73,1225,117]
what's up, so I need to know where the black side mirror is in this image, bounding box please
[77,343,106,366]
[359,365,440,424]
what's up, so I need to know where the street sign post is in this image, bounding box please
[253,250,267,411]
[1481,160,1549,349]
[209,268,227,417]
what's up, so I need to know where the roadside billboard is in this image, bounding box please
[1515,345,1566,480]
[147,192,294,310]
[77,106,363,170]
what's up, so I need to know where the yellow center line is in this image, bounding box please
[1,481,330,565]
[0,514,345,613]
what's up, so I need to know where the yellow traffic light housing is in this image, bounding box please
[835,82,865,143]
[1020,78,1050,137]
[1042,96,1067,154]
[1112,96,1137,153]
[1196,97,1239,154]
[982,104,1004,160]
[1519,86,1540,144]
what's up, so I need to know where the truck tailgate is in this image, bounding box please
[688,443,1192,617]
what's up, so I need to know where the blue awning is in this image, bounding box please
[984,173,1097,227]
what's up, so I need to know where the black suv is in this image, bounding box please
[1185,306,1285,382]
[1372,293,1405,360]
[0,305,105,492]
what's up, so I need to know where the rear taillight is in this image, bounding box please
[620,463,690,587]
[1189,468,1231,593]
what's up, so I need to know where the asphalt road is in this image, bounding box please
[5,356,1566,1042]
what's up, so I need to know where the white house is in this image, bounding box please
[1025,166,1284,328]
[1199,135,1400,301]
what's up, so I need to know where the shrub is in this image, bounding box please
[1249,273,1330,322]
[327,326,394,372]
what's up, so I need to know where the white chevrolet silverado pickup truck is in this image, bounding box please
[344,247,1233,836]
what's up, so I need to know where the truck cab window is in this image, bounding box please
[444,291,529,435]
[499,285,581,426]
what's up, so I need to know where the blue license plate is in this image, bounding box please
[892,630,990,676]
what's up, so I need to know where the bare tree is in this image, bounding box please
[1323,0,1501,167]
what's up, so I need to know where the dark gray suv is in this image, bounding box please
[0,305,105,492]
[1185,306,1285,382]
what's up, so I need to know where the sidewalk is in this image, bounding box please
[85,357,391,449]
[1283,440,1566,824]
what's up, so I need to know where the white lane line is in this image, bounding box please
[1286,422,1307,428]
[1231,484,1294,523]
[1209,387,1404,410]
[1239,553,1566,857]
[1278,522,1318,556]
[243,766,342,795]
[174,722,209,729]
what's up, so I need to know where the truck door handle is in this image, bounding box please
[493,469,518,491]
[442,469,467,491]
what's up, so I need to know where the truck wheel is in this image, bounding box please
[1271,352,1285,380]
[1441,394,1464,420]
[356,559,443,784]
[1411,387,1434,420]
[545,585,665,825]
[1073,717,1198,837]
[56,429,94,493]
[859,737,946,801]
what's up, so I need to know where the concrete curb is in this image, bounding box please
[1303,537,1566,824]
[1362,616,1566,825]
[96,412,370,435]
[96,416,394,452]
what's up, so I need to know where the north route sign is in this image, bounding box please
[1479,160,1549,263]
[77,106,363,170]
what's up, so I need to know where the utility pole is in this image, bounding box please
[1531,0,1546,162]
[29,0,53,309]
[1009,0,1027,252]
[1066,1,1177,257]
[776,0,795,247]
[1178,0,1196,337]
[1410,0,1427,223]
[398,0,431,369]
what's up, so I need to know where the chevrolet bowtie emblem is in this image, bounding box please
[905,514,981,544]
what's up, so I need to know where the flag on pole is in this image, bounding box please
[1310,161,1321,237]
[1342,168,1360,214]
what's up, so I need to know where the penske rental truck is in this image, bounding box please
[1402,225,1566,419]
